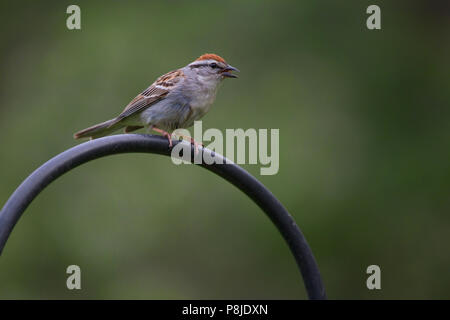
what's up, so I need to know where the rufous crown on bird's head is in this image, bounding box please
[195,53,227,64]
[188,53,238,79]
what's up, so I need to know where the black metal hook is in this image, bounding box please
[0,134,326,299]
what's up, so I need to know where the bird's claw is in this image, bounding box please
[175,134,203,155]
[150,126,173,148]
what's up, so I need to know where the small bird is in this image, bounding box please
[74,53,239,147]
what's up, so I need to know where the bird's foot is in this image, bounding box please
[174,134,203,154]
[151,127,173,147]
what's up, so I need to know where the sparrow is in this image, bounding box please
[73,53,239,147]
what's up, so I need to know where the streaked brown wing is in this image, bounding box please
[116,91,167,121]
[115,69,185,122]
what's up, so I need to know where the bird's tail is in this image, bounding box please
[73,118,123,140]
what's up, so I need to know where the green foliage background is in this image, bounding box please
[0,0,449,299]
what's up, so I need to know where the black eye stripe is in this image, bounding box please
[190,63,209,69]
[190,62,222,69]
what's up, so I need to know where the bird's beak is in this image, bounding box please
[221,65,240,78]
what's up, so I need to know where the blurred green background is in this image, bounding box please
[0,0,449,299]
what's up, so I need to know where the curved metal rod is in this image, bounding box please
[0,134,326,299]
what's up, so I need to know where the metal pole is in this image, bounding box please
[0,134,326,299]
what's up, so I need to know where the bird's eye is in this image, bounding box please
[210,63,218,69]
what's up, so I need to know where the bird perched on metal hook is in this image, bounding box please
[74,53,239,150]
